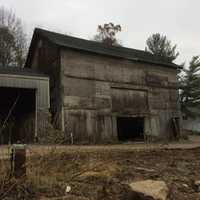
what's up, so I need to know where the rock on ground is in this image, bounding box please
[129,180,169,200]
[193,180,200,192]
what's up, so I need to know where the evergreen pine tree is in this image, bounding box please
[145,33,179,62]
[179,56,200,118]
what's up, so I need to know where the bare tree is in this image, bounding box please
[93,22,122,46]
[0,26,16,66]
[0,7,27,67]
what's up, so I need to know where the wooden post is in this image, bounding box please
[35,89,38,142]
[61,106,65,132]
[11,144,26,178]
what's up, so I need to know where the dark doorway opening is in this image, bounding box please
[117,117,144,141]
[0,87,36,144]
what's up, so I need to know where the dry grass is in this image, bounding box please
[1,145,200,199]
[0,147,114,199]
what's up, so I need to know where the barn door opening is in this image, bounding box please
[117,117,144,141]
[0,87,36,144]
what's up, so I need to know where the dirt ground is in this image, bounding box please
[1,136,200,199]
[1,135,200,160]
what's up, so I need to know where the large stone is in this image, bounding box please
[193,180,200,192]
[129,180,169,200]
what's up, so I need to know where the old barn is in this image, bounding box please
[24,28,182,143]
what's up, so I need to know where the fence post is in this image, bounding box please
[11,144,26,178]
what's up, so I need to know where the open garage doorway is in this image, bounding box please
[117,117,144,142]
[0,87,36,144]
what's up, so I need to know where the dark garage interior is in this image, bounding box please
[117,117,144,141]
[0,87,36,144]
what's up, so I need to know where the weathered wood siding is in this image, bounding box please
[29,39,62,129]
[61,49,180,143]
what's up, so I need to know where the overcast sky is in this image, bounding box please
[0,0,199,64]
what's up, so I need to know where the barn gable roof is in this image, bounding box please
[25,28,179,69]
